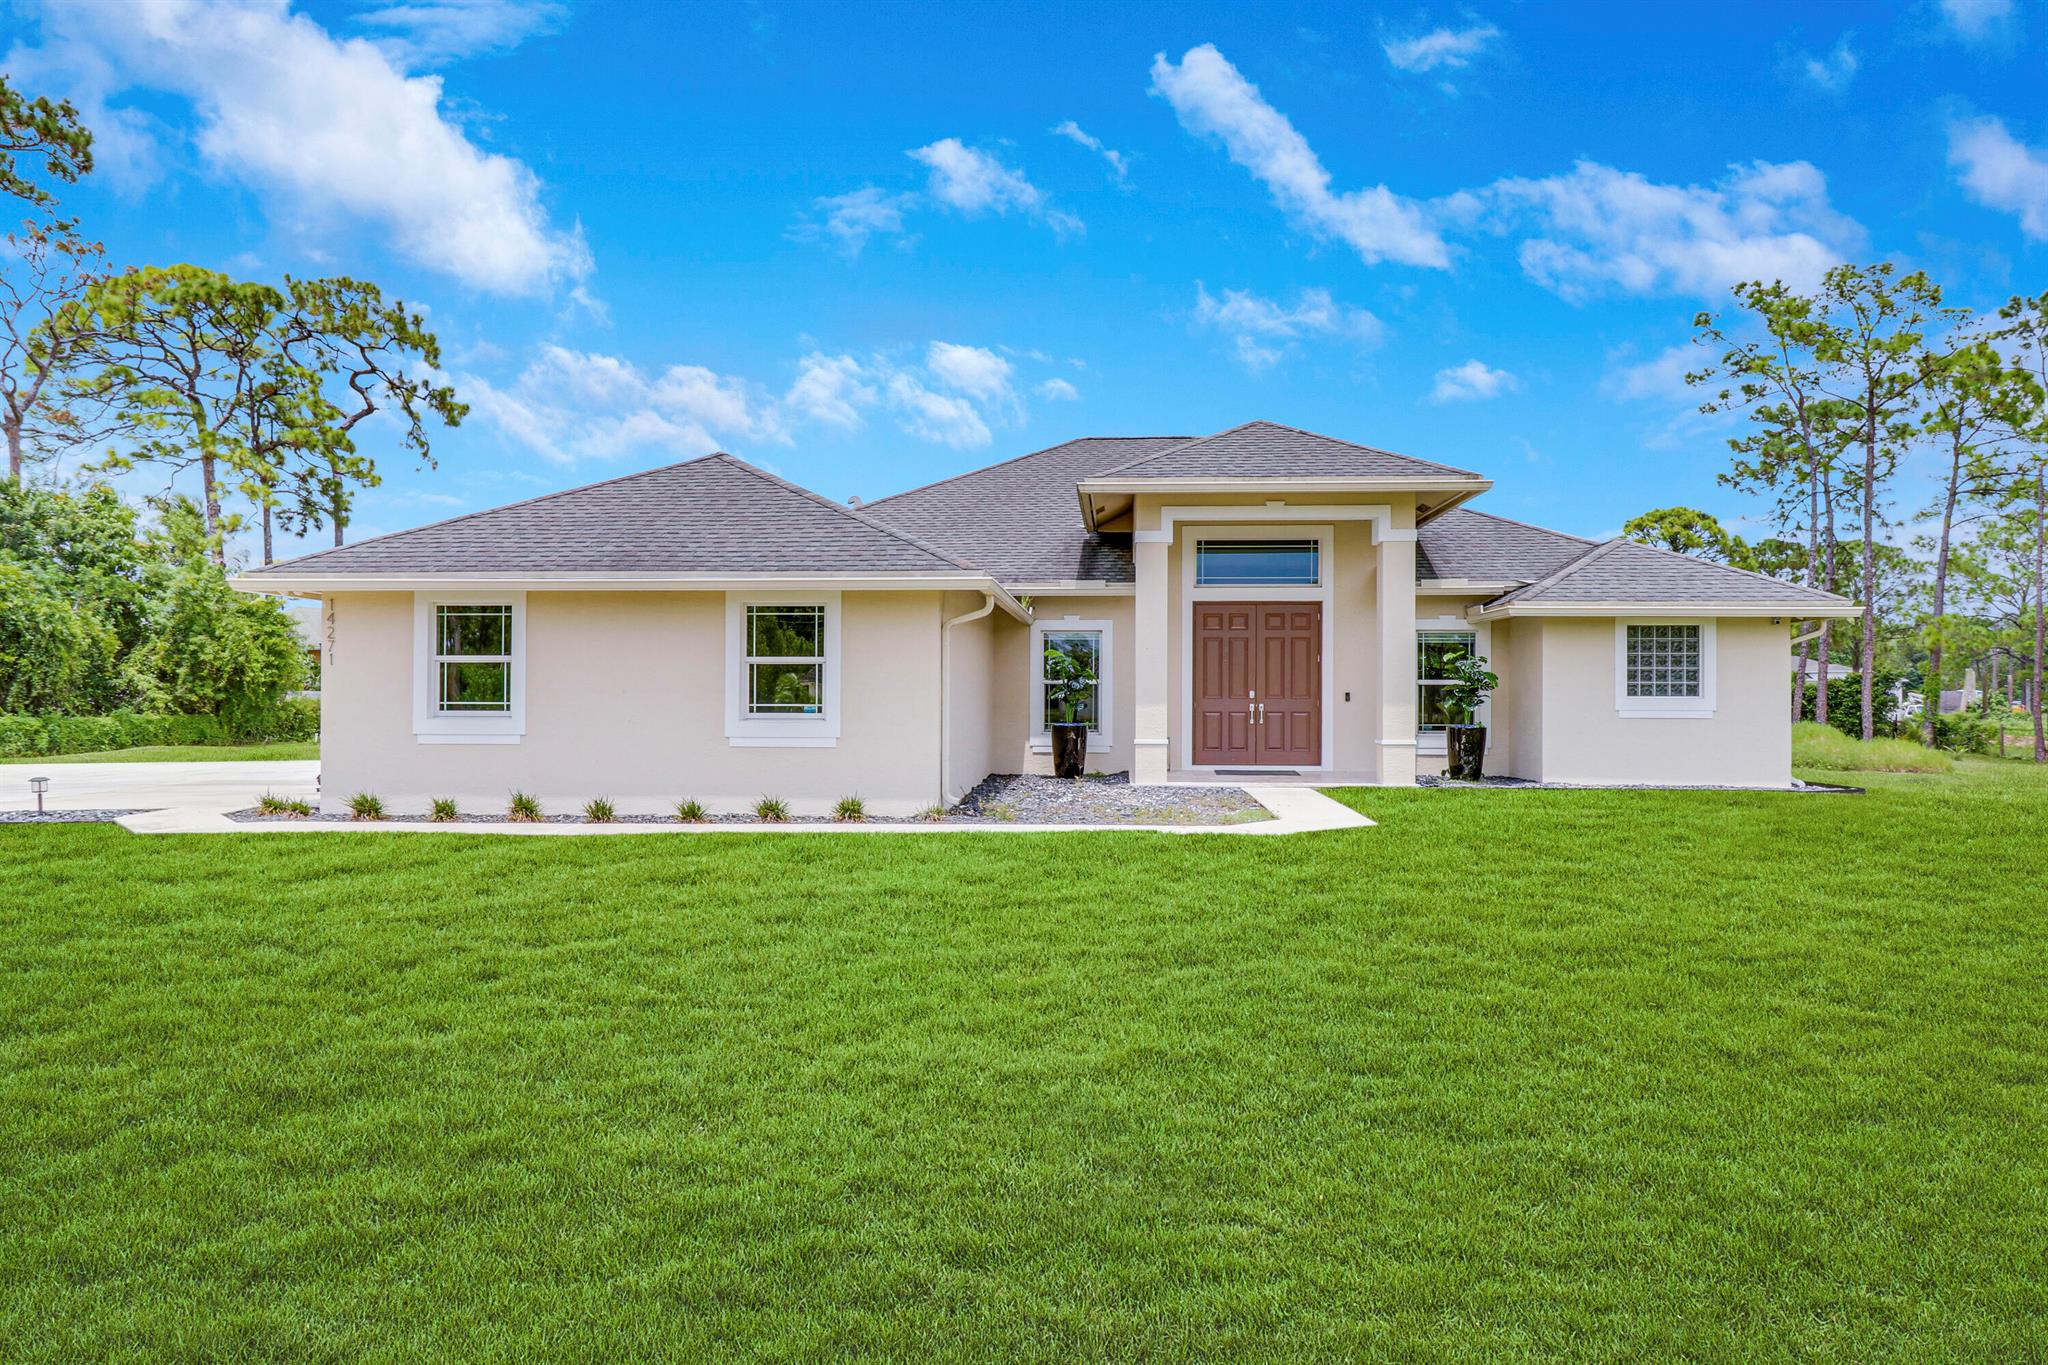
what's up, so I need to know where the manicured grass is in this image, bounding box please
[2,772,2043,1358]
[0,741,319,765]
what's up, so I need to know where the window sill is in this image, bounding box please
[416,732,523,745]
[1616,708,1716,720]
[728,735,838,749]
[1028,734,1107,753]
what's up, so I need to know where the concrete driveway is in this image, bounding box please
[0,761,319,817]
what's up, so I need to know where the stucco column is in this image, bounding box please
[1376,524,1419,785]
[1132,532,1171,783]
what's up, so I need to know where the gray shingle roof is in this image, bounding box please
[1416,508,1595,583]
[242,453,974,576]
[861,436,1190,582]
[1086,420,1483,482]
[1489,537,1856,609]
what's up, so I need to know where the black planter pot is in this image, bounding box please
[1447,724,1487,781]
[1050,722,1089,779]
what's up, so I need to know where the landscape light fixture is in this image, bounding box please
[29,776,50,815]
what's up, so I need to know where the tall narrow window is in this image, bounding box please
[1041,629,1102,733]
[1195,539,1320,586]
[435,604,513,713]
[1417,630,1477,731]
[1625,624,1702,698]
[746,604,826,715]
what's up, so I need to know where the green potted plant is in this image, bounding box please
[1439,648,1499,781]
[1042,643,1099,779]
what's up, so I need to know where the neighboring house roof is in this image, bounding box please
[1083,419,1484,482]
[241,453,975,577]
[1484,538,1857,612]
[1415,508,1595,584]
[861,435,1189,583]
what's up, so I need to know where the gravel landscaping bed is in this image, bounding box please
[0,809,144,824]
[226,774,1271,827]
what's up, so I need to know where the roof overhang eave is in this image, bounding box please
[1075,476,1494,531]
[1468,599,1864,621]
[232,570,1034,621]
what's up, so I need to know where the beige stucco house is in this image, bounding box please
[235,421,1861,816]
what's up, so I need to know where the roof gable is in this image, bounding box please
[243,453,973,577]
[1086,420,1484,482]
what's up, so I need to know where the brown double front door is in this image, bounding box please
[1191,601,1322,767]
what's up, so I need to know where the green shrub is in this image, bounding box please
[1792,721,1952,774]
[1798,668,1905,737]
[832,795,865,822]
[347,792,386,820]
[508,791,543,822]
[44,715,126,755]
[753,796,790,823]
[0,715,49,756]
[1926,711,2000,755]
[674,798,708,823]
[583,797,616,823]
[429,798,459,822]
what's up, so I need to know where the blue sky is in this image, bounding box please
[6,0,2047,555]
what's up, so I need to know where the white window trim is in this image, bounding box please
[1615,618,1717,718]
[413,592,525,744]
[1177,524,1335,772]
[726,591,842,747]
[1416,616,1490,753]
[1029,615,1114,751]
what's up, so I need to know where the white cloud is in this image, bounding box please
[13,0,589,296]
[1051,119,1128,182]
[925,342,1015,404]
[1190,283,1386,372]
[784,353,876,429]
[1035,377,1079,401]
[1948,115,2048,240]
[797,186,916,257]
[355,0,565,67]
[1382,23,1501,73]
[1429,359,1518,403]
[1800,37,1859,92]
[1484,159,1860,300]
[1940,0,2013,41]
[1600,345,1699,402]
[1149,44,1451,269]
[468,340,1066,461]
[908,138,1081,235]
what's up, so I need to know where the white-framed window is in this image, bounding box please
[1030,615,1113,747]
[1194,538,1321,587]
[1417,630,1478,732]
[413,593,525,743]
[1615,619,1716,718]
[725,592,841,746]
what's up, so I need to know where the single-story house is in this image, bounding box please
[235,421,1861,816]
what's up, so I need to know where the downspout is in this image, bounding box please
[939,592,997,807]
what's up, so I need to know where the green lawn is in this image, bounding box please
[2,766,2043,1359]
[0,741,319,765]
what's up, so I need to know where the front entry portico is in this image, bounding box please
[1191,601,1323,766]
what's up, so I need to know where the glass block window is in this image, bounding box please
[1625,624,1703,698]
[746,604,825,715]
[1195,539,1320,586]
[1041,629,1102,732]
[1418,630,1477,731]
[435,604,512,712]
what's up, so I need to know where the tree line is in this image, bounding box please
[0,72,463,731]
[1623,264,2047,763]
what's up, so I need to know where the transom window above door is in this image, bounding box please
[1194,538,1321,587]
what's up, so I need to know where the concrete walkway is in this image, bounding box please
[3,760,1373,837]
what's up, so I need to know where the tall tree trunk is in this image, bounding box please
[2033,467,2046,763]
[200,448,225,566]
[1925,435,1963,747]
[3,414,20,484]
[1797,456,1820,721]
[1859,408,1878,741]
[261,500,274,566]
[1817,470,1839,729]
